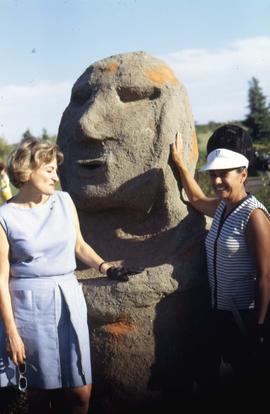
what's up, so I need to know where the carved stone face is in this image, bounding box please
[57,52,197,211]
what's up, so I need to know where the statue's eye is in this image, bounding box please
[117,87,160,103]
[71,87,93,105]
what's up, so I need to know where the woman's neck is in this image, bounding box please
[11,186,49,208]
[223,190,248,215]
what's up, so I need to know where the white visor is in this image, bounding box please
[199,148,249,171]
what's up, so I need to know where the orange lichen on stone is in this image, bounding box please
[101,62,119,73]
[188,129,199,164]
[144,65,178,85]
[103,321,136,337]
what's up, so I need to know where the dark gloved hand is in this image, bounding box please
[106,266,144,282]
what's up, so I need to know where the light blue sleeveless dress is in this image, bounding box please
[0,191,92,389]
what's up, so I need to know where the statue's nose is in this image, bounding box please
[78,91,117,141]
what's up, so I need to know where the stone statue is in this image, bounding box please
[57,51,209,412]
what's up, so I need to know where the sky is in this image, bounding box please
[1,0,270,143]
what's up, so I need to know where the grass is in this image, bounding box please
[252,139,270,154]
[197,131,211,155]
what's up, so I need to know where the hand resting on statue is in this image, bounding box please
[106,266,144,282]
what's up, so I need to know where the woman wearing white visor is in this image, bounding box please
[171,124,270,406]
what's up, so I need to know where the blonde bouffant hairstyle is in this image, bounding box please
[7,138,64,188]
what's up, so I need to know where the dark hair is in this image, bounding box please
[207,124,254,165]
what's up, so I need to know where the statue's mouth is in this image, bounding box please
[76,158,105,170]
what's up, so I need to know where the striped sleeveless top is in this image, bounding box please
[205,194,270,311]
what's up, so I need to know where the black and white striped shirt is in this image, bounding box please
[205,194,270,311]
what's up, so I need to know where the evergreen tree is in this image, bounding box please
[244,77,270,140]
[41,128,57,143]
[41,128,49,140]
[0,137,14,160]
[22,129,36,141]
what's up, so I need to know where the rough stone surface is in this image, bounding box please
[57,51,209,412]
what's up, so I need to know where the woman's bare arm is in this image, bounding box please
[68,199,111,274]
[246,208,270,324]
[171,132,219,218]
[0,225,25,365]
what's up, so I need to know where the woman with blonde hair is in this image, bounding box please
[0,137,136,413]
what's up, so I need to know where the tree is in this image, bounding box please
[22,128,56,143]
[41,128,57,143]
[41,128,49,140]
[244,77,270,140]
[0,137,15,160]
[22,129,36,141]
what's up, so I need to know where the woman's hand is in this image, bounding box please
[171,131,185,167]
[106,266,144,282]
[6,332,26,366]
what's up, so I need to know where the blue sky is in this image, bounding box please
[1,0,270,142]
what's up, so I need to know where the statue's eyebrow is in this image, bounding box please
[116,86,161,103]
